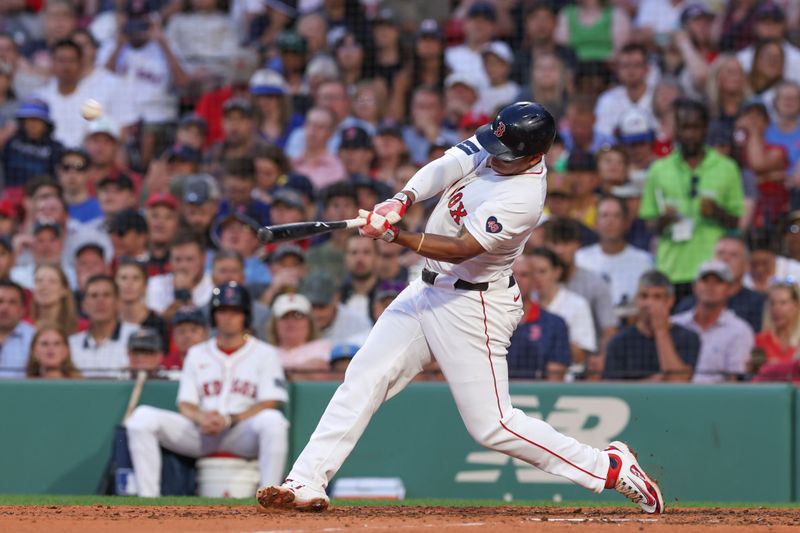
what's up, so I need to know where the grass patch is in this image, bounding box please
[0,494,796,508]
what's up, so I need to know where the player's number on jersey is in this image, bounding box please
[456,140,480,156]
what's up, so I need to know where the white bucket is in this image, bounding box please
[196,457,260,498]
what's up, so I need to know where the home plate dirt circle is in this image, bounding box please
[1,505,799,532]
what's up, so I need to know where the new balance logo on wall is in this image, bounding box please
[455,396,631,484]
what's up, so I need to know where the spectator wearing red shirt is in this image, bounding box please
[755,280,800,364]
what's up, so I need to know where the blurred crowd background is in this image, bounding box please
[1,0,800,383]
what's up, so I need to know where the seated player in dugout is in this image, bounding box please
[125,282,289,497]
[258,102,665,514]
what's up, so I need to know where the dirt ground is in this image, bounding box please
[1,505,799,533]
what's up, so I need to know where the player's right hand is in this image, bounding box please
[358,209,398,242]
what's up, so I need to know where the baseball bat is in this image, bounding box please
[257,217,366,244]
[123,370,148,424]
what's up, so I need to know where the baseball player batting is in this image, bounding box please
[125,282,289,497]
[257,102,664,513]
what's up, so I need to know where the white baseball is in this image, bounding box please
[80,99,103,121]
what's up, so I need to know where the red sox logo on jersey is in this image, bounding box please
[448,185,468,225]
[202,380,223,397]
[494,121,506,137]
[231,379,258,399]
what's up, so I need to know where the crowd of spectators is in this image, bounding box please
[2,0,800,384]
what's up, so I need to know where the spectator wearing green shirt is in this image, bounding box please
[640,99,743,301]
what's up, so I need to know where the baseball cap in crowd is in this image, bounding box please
[128,328,163,353]
[98,174,135,191]
[417,19,443,39]
[376,124,403,139]
[696,259,733,283]
[124,15,150,35]
[617,108,656,145]
[215,211,259,235]
[223,98,255,117]
[754,2,785,22]
[178,113,208,133]
[299,272,338,306]
[271,188,306,211]
[566,151,597,172]
[172,306,207,327]
[481,41,514,64]
[16,99,52,124]
[272,173,315,203]
[145,192,178,210]
[164,144,202,164]
[374,7,397,25]
[32,219,61,236]
[467,1,497,21]
[740,98,770,117]
[272,292,312,318]
[339,126,373,150]
[268,243,306,264]
[0,200,17,221]
[445,72,480,94]
[126,0,156,16]
[182,174,221,205]
[277,30,307,54]
[330,343,359,363]
[86,117,121,140]
[109,209,148,235]
[459,111,491,131]
[680,2,714,25]
[250,69,288,97]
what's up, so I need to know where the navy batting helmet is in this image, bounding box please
[209,281,251,328]
[476,101,556,162]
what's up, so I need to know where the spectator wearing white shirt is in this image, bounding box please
[736,3,800,86]
[69,274,139,378]
[101,12,190,167]
[530,247,597,363]
[477,41,519,116]
[146,232,214,320]
[672,260,755,384]
[593,43,655,136]
[0,280,36,379]
[300,272,372,347]
[445,2,496,92]
[36,39,136,148]
[633,0,686,44]
[576,196,653,310]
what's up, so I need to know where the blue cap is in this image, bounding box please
[331,343,359,362]
[16,99,52,124]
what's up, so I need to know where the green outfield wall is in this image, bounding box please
[0,380,795,501]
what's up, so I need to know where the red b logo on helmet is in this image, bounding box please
[494,121,506,138]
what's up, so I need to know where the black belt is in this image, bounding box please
[421,268,516,291]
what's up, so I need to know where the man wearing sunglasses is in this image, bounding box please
[640,98,744,302]
[57,148,102,225]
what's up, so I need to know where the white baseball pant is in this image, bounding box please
[288,277,610,493]
[126,406,289,497]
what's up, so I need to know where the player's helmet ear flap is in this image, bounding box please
[476,101,556,162]
[209,281,252,329]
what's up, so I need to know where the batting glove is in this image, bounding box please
[372,193,412,224]
[358,209,399,242]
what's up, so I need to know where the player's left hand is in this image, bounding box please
[358,209,398,242]
[372,197,408,224]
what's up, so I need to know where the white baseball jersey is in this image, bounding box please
[420,136,547,283]
[177,336,288,414]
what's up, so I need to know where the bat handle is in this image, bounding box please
[345,217,368,229]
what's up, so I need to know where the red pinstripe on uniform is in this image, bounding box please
[478,291,606,482]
